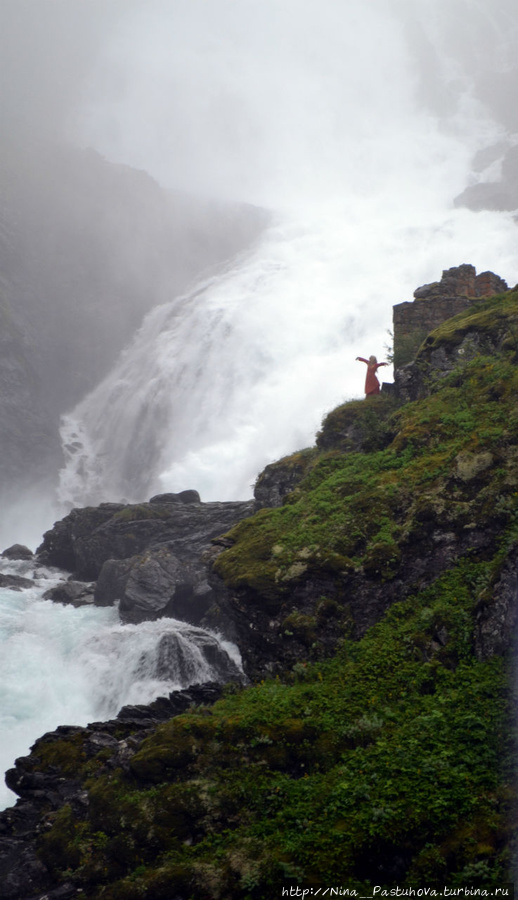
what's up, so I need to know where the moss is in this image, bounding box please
[281,611,317,645]
[34,293,518,895]
[38,804,82,872]
[129,715,219,783]
[317,394,399,452]
[111,504,173,523]
[32,732,87,776]
[422,288,518,353]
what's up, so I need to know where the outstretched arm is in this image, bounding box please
[356,357,369,364]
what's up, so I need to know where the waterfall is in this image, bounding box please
[58,0,518,509]
[58,204,518,509]
[0,561,243,810]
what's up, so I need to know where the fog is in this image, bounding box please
[76,0,518,206]
[2,1,517,202]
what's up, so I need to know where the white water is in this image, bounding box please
[0,561,242,810]
[58,0,518,508]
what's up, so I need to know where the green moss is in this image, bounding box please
[35,294,518,895]
[392,327,430,367]
[32,732,87,776]
[111,504,173,523]
[423,288,518,353]
[37,561,515,893]
[317,394,399,452]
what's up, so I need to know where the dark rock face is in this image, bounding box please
[0,304,61,497]
[253,452,316,509]
[392,265,508,371]
[37,496,254,636]
[42,580,95,607]
[0,683,224,900]
[474,547,518,659]
[0,573,34,591]
[154,630,243,684]
[1,545,34,561]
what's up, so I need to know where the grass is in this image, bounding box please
[33,291,518,897]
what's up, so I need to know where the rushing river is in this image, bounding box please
[0,559,242,810]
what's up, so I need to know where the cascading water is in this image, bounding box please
[0,560,243,810]
[58,0,518,509]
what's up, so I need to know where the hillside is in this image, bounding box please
[1,287,518,897]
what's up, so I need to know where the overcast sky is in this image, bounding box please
[1,0,517,205]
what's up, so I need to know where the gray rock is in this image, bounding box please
[149,490,201,504]
[154,630,244,684]
[1,544,34,560]
[0,573,34,591]
[474,548,518,659]
[42,580,95,607]
[39,497,254,637]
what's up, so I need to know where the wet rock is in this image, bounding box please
[37,498,254,582]
[1,545,34,561]
[154,630,243,684]
[0,573,34,591]
[149,490,201,504]
[42,580,95,606]
[37,497,253,637]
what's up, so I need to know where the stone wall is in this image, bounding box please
[392,264,508,368]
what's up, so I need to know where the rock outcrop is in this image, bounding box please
[395,279,517,402]
[392,264,508,370]
[1,277,518,896]
[0,683,225,900]
[37,492,254,639]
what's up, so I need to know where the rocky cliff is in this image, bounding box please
[0,280,517,897]
[392,264,508,368]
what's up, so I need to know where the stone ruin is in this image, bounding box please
[392,264,508,369]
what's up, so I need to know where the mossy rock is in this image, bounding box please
[317,395,399,452]
[111,504,173,523]
[38,805,81,872]
[129,716,219,783]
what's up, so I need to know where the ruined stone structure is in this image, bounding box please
[392,264,508,368]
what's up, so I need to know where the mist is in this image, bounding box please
[76,0,518,206]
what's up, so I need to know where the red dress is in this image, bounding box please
[357,358,386,396]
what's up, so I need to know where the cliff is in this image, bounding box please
[392,264,508,369]
[1,280,517,897]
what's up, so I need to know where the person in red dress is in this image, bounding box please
[356,355,388,397]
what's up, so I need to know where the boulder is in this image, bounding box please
[254,452,316,509]
[0,573,34,591]
[154,630,244,684]
[37,498,254,581]
[42,580,95,607]
[1,544,34,560]
[37,497,254,639]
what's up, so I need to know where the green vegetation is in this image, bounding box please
[391,327,430,368]
[35,290,518,897]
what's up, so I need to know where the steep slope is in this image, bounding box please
[1,289,518,897]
